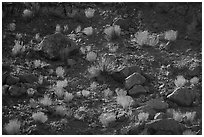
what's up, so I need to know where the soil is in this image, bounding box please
[2,2,202,135]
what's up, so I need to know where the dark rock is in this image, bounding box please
[2,72,9,85]
[8,85,26,97]
[39,33,79,61]
[2,85,9,95]
[188,65,201,77]
[154,112,166,120]
[19,73,38,84]
[145,118,186,135]
[5,74,20,85]
[114,18,131,30]
[119,65,141,78]
[167,87,196,107]
[127,122,145,135]
[136,105,157,120]
[145,98,169,110]
[125,72,146,89]
[128,85,147,95]
[154,130,173,135]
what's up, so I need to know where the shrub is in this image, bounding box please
[56,66,65,78]
[116,95,133,109]
[55,106,67,117]
[81,90,90,97]
[12,40,25,56]
[104,25,121,41]
[174,75,187,87]
[32,112,48,123]
[40,95,52,106]
[138,112,149,122]
[85,8,95,18]
[164,30,178,41]
[22,9,33,18]
[99,112,116,127]
[54,87,65,99]
[86,51,97,62]
[88,66,101,78]
[82,27,94,36]
[183,129,197,135]
[4,119,21,135]
[64,92,74,102]
[134,31,159,46]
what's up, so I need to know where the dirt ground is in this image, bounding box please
[2,2,202,135]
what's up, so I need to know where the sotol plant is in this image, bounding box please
[4,119,21,135]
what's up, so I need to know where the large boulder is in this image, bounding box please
[167,87,196,107]
[8,84,27,97]
[119,65,141,78]
[128,85,148,95]
[145,98,169,110]
[145,118,187,135]
[5,74,20,85]
[125,72,146,89]
[19,73,38,84]
[39,33,79,61]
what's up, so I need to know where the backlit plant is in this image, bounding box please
[4,119,21,135]
[32,112,48,123]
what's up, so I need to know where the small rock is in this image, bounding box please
[6,74,20,85]
[145,98,169,110]
[8,85,26,97]
[19,73,38,84]
[145,118,186,135]
[125,72,146,89]
[154,112,166,120]
[128,85,147,95]
[167,87,196,107]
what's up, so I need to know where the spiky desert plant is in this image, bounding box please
[32,112,48,123]
[85,8,95,18]
[99,112,116,127]
[55,106,67,117]
[138,112,149,122]
[104,25,121,41]
[64,92,74,102]
[40,95,52,106]
[4,119,21,135]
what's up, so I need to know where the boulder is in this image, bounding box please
[39,33,79,61]
[2,72,9,85]
[136,105,157,120]
[5,74,20,85]
[128,85,147,95]
[8,85,27,97]
[167,87,196,107]
[119,65,141,78]
[145,118,186,135]
[125,72,146,89]
[19,73,38,84]
[154,112,166,120]
[145,98,169,110]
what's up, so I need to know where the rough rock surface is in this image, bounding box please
[19,73,38,84]
[5,74,20,85]
[145,118,187,135]
[128,85,147,95]
[8,85,27,97]
[145,98,169,110]
[125,72,146,89]
[120,65,141,78]
[39,32,79,61]
[167,87,196,106]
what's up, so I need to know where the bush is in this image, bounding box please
[32,112,48,123]
[4,119,21,135]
